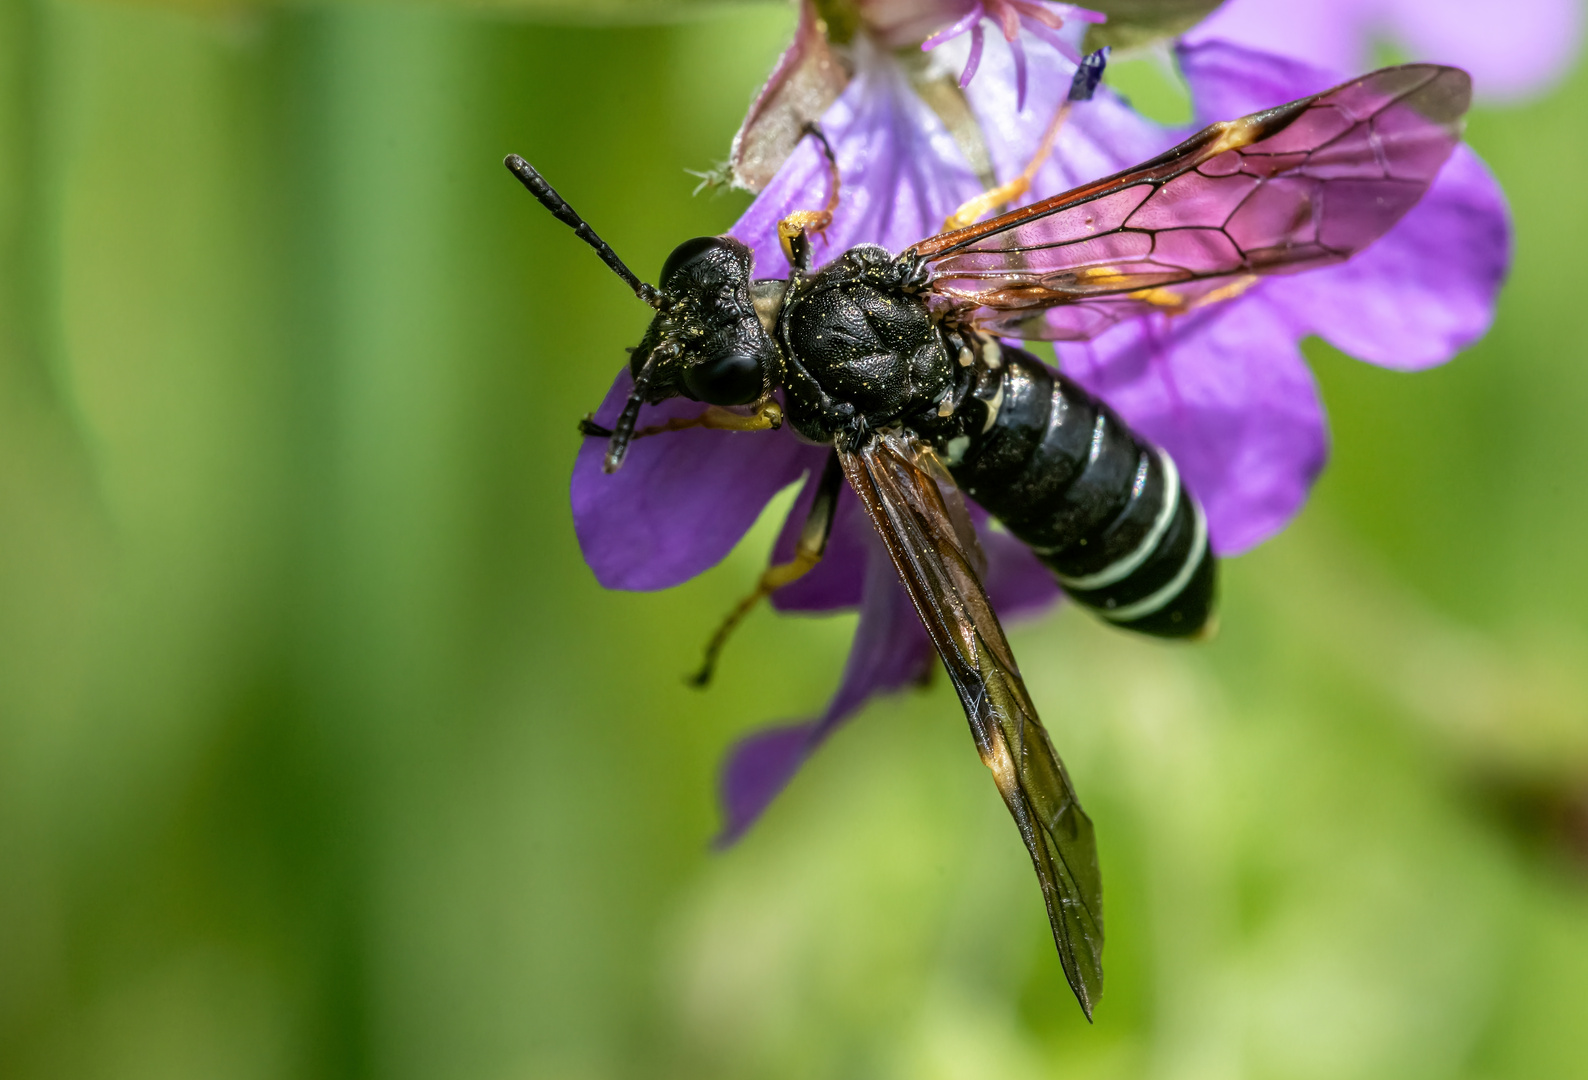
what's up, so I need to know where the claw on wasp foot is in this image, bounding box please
[579,415,615,438]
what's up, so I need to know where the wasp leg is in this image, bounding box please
[690,450,842,688]
[778,124,842,273]
[578,399,784,441]
[941,97,1076,232]
[778,211,832,269]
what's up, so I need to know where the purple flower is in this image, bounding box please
[1192,0,1583,101]
[1058,40,1511,555]
[725,0,1103,195]
[571,12,1510,843]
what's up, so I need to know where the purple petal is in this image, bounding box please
[716,536,934,844]
[1383,0,1582,102]
[729,42,985,272]
[1188,0,1582,101]
[769,483,869,612]
[1185,0,1368,87]
[717,501,1065,845]
[571,372,826,590]
[1060,3,1108,24]
[1260,145,1510,370]
[785,538,932,724]
[1177,37,1338,122]
[981,526,1063,618]
[1057,301,1327,556]
[715,721,816,847]
[1179,39,1512,372]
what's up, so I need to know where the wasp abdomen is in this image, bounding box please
[947,347,1215,638]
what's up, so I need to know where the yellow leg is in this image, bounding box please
[637,400,783,439]
[688,546,824,688]
[779,210,833,266]
[942,99,1074,233]
[582,399,783,442]
[778,124,842,269]
[690,452,842,687]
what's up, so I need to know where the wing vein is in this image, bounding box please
[840,433,1105,1018]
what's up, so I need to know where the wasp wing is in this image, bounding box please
[906,64,1471,341]
[841,432,1104,1017]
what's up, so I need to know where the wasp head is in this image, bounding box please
[633,236,780,409]
[502,155,785,472]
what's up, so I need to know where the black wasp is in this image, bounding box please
[508,59,1470,1016]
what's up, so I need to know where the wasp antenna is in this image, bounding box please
[505,154,662,309]
[603,391,646,474]
[602,344,673,473]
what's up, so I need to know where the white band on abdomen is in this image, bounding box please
[1055,449,1181,591]
[1101,495,1207,624]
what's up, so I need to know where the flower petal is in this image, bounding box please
[571,371,826,590]
[1384,0,1583,102]
[1187,0,1582,101]
[716,536,934,844]
[769,483,870,612]
[717,500,1064,845]
[1261,145,1510,370]
[729,0,851,193]
[1178,39,1512,371]
[730,39,987,271]
[1184,0,1366,92]
[1058,300,1327,556]
[715,721,816,847]
[1177,36,1337,122]
[981,525,1064,617]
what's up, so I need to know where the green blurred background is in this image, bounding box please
[2,1,1587,1077]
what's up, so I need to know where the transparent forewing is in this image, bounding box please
[840,432,1104,1018]
[907,64,1471,341]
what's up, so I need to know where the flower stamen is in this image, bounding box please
[921,0,1104,109]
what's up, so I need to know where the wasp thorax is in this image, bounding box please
[631,236,780,407]
[785,274,951,423]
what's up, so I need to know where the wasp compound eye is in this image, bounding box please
[660,236,728,285]
[684,350,764,406]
